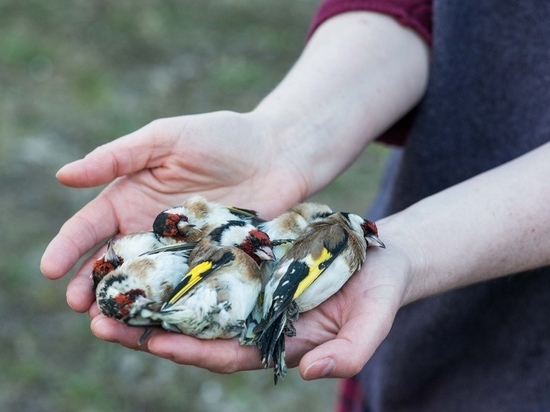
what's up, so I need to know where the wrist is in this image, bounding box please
[247,106,332,200]
[375,210,430,306]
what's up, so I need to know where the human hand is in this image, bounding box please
[88,216,420,380]
[40,110,306,314]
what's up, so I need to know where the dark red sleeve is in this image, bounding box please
[307,0,433,146]
[308,0,432,44]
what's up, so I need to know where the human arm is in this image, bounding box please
[393,141,550,303]
[253,10,429,195]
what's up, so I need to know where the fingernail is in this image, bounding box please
[304,357,334,380]
[56,160,79,178]
[55,164,69,178]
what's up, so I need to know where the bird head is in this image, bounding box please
[91,240,122,291]
[97,273,152,322]
[153,209,198,241]
[340,212,386,249]
[208,220,275,263]
[242,228,275,264]
[361,219,386,249]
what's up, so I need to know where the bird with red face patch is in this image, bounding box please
[240,202,335,344]
[254,212,385,383]
[95,242,196,326]
[90,229,198,292]
[152,195,265,244]
[139,220,275,340]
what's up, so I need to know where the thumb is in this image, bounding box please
[56,120,178,187]
[299,302,396,380]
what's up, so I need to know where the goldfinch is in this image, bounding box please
[91,231,183,291]
[95,242,196,325]
[152,194,265,243]
[240,202,334,344]
[255,212,385,383]
[140,221,274,340]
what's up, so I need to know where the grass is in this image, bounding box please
[0,1,390,411]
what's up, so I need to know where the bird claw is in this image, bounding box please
[287,301,299,322]
[137,327,154,346]
[283,320,296,337]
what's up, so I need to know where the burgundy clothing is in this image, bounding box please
[309,1,550,411]
[308,0,432,44]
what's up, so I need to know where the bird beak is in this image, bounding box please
[366,235,386,248]
[135,295,154,306]
[105,239,121,264]
[177,221,195,230]
[255,245,275,261]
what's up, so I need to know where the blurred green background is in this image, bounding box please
[0,1,390,411]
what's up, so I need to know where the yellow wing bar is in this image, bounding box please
[167,260,213,304]
[293,248,332,299]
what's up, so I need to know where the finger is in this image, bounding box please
[88,301,101,318]
[40,195,117,279]
[56,121,178,188]
[147,332,264,374]
[67,277,95,313]
[90,315,153,350]
[299,300,396,380]
[66,248,106,313]
[90,314,263,374]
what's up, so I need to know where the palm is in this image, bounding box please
[86,111,303,225]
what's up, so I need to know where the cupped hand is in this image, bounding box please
[89,217,420,380]
[40,110,307,314]
[41,107,423,380]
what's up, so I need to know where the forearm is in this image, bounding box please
[382,141,550,304]
[252,11,430,197]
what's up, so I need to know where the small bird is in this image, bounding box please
[240,202,334,344]
[91,231,184,291]
[255,212,385,383]
[152,195,265,243]
[95,242,196,325]
[139,220,275,340]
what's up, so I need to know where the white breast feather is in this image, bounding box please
[294,254,354,312]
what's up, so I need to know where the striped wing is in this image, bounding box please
[265,229,349,324]
[162,250,235,308]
